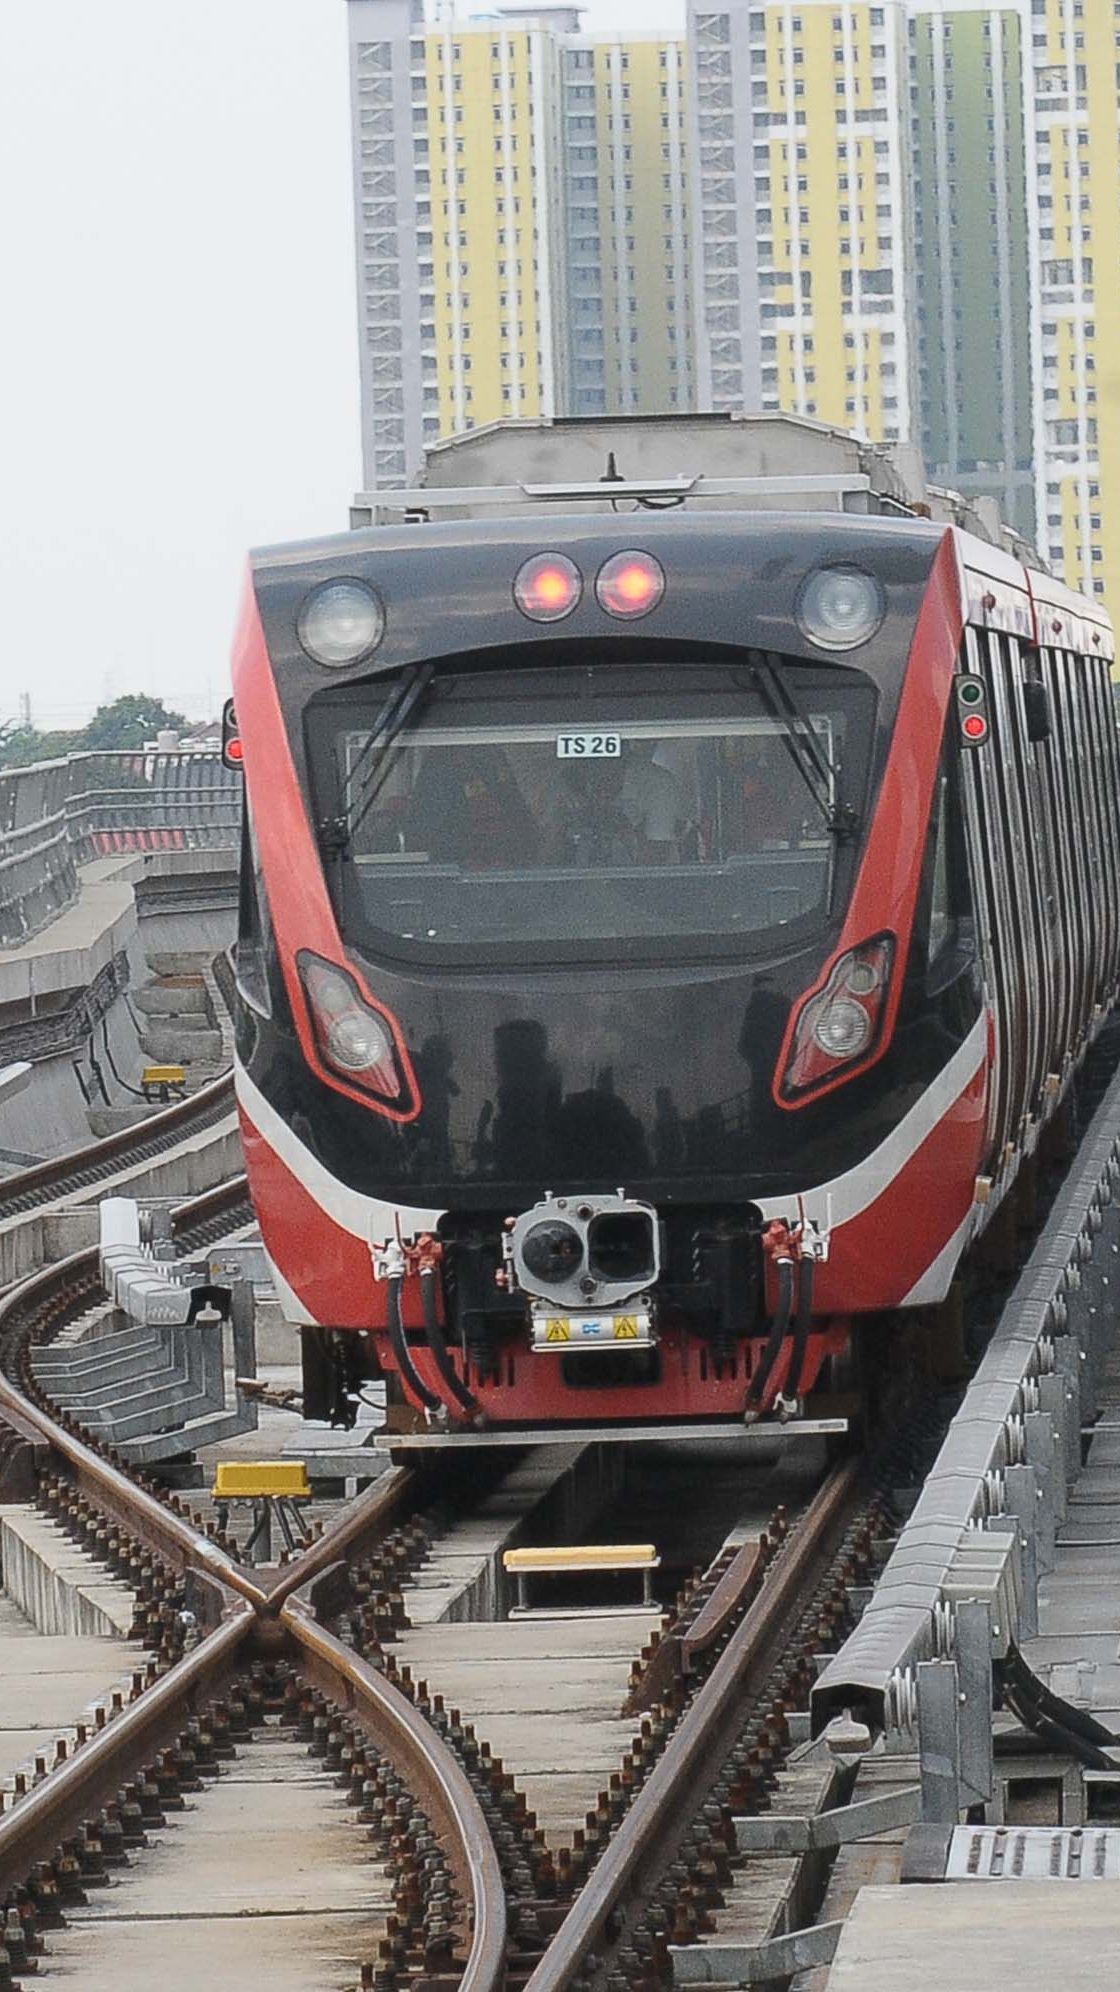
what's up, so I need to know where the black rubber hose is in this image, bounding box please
[1001,1682,1115,1770]
[786,1253,815,1404]
[100,1018,147,1099]
[1004,1642,1119,1748]
[387,1273,442,1415]
[420,1266,480,1418]
[747,1255,794,1407]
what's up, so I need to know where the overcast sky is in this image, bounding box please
[0,1,684,731]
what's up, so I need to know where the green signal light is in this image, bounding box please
[958,680,984,706]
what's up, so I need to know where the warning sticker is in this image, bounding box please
[533,1310,653,1351]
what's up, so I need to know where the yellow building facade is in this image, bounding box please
[417,14,693,442]
[689,0,912,445]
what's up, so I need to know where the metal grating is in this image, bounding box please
[946,1824,1120,1881]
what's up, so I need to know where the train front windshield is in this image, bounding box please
[308,658,875,960]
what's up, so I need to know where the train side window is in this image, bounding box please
[236,799,273,1017]
[1083,660,1120,993]
[1019,662,1059,934]
[927,754,970,975]
[928,782,951,965]
[1091,660,1120,989]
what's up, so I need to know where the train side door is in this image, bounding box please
[957,626,1029,1170]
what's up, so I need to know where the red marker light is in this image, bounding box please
[962,714,987,740]
[596,550,665,620]
[225,736,244,764]
[514,552,582,623]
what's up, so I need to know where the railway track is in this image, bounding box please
[0,947,238,1224]
[2,1030,1118,1987]
[0,1071,236,1219]
[0,1172,884,1989]
[0,1192,505,1987]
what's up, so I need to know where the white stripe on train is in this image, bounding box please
[233,1011,976,1274]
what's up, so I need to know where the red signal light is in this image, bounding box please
[221,697,244,772]
[596,550,665,620]
[962,714,987,741]
[514,552,582,623]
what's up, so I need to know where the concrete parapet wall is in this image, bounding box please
[0,863,140,1011]
[0,967,150,1165]
[0,1505,136,1637]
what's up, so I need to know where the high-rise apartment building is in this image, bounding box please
[346,0,1120,610]
[346,0,692,486]
[687,0,914,444]
[1030,0,1119,604]
[908,2,1035,541]
[563,34,693,416]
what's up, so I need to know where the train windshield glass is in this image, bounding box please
[310,660,874,960]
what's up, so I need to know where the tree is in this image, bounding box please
[0,723,80,769]
[0,694,193,770]
[78,695,187,751]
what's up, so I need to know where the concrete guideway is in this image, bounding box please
[0,1106,241,1288]
[0,857,139,1011]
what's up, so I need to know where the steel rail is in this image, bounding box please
[1,1172,419,1614]
[283,1594,508,1992]
[171,1173,251,1239]
[524,1456,863,1992]
[0,1602,255,1901]
[0,1173,510,1975]
[0,1249,268,1607]
[0,1071,236,1215]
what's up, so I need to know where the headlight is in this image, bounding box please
[323,1009,393,1074]
[796,566,885,652]
[299,953,400,1099]
[812,996,872,1059]
[297,579,385,667]
[779,936,894,1100]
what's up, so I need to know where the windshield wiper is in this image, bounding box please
[750,653,858,841]
[319,661,437,856]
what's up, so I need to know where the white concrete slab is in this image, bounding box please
[1,1505,137,1636]
[39,1727,392,1992]
[825,1881,1120,1988]
[0,1588,146,1792]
